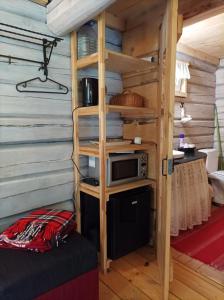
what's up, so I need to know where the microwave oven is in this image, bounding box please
[88,152,148,187]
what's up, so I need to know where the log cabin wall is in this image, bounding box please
[0,0,122,232]
[215,58,224,158]
[174,51,217,149]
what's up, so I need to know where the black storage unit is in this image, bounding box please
[81,187,152,259]
[80,191,100,251]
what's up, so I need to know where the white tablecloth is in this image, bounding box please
[171,159,211,236]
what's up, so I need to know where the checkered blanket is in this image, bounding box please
[0,209,76,252]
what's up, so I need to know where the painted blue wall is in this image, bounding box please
[0,0,123,231]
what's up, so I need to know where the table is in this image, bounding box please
[171,152,211,236]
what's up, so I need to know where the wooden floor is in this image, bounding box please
[99,246,224,300]
[172,248,224,288]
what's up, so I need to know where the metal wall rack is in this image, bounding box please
[0,23,68,94]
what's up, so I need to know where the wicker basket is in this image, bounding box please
[110,90,144,107]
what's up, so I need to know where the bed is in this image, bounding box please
[0,232,98,300]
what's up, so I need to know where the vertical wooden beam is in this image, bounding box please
[98,12,107,273]
[177,14,183,42]
[71,31,81,233]
[157,0,178,299]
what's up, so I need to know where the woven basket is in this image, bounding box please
[110,90,144,107]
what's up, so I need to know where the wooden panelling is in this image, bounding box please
[175,103,214,120]
[215,59,224,160]
[177,43,219,66]
[122,21,160,57]
[0,0,46,22]
[179,13,224,60]
[122,82,159,115]
[123,68,158,89]
[174,52,216,150]
[176,52,217,73]
[123,122,157,144]
[179,0,224,21]
[122,3,162,58]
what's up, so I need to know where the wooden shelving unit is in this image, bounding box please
[79,142,156,157]
[71,12,157,273]
[77,49,157,73]
[70,1,179,298]
[77,104,155,116]
[79,179,156,198]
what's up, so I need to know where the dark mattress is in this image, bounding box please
[0,232,98,300]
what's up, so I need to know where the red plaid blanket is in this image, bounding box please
[0,209,76,253]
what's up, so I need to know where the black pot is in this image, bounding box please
[81,77,98,107]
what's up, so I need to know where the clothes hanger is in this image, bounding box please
[16,74,69,94]
[16,38,69,94]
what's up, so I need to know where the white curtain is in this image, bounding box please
[171,159,211,236]
[175,60,190,86]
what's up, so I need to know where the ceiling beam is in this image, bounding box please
[30,0,48,6]
[179,0,224,22]
[183,4,224,27]
[177,43,220,66]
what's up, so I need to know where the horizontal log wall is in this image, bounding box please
[174,52,216,149]
[215,58,224,159]
[0,0,123,232]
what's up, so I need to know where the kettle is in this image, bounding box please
[81,77,98,106]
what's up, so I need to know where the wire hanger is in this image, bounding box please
[16,39,69,94]
[16,75,69,94]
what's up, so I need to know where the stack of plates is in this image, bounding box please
[78,37,97,58]
[173,150,185,159]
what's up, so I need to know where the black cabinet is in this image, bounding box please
[81,187,152,259]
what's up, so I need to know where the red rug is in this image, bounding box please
[171,207,224,271]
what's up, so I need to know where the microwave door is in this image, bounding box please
[107,156,140,186]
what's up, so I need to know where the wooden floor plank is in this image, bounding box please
[99,281,121,300]
[123,250,206,300]
[170,278,207,300]
[124,252,160,283]
[123,252,180,300]
[99,246,224,300]
[197,264,224,287]
[173,248,224,288]
[100,268,151,300]
[173,261,224,300]
[112,258,161,300]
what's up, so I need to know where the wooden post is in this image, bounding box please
[157,0,178,299]
[71,31,81,233]
[98,12,108,273]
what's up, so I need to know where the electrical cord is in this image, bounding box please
[71,106,94,180]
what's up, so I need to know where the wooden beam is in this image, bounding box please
[183,5,224,27]
[30,0,48,6]
[177,43,220,66]
[105,12,126,31]
[70,31,81,233]
[179,0,224,21]
[125,2,165,30]
[98,12,107,273]
[177,15,183,42]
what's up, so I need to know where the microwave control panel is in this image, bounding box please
[140,153,148,178]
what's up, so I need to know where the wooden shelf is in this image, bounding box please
[79,179,155,198]
[107,179,156,195]
[77,106,99,116]
[78,104,155,116]
[80,182,99,198]
[79,143,156,157]
[77,49,156,74]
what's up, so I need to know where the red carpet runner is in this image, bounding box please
[171,207,224,271]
